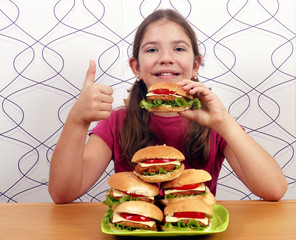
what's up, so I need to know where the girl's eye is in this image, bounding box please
[147,48,158,53]
[175,47,185,52]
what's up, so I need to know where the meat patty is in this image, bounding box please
[134,164,176,175]
[114,220,157,231]
[165,190,205,197]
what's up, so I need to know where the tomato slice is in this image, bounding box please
[172,183,200,190]
[152,89,175,94]
[121,213,152,222]
[121,191,144,197]
[143,159,176,164]
[173,212,205,219]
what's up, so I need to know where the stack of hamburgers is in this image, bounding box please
[103,145,216,232]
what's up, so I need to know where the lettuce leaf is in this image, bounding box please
[164,220,207,231]
[103,193,141,208]
[140,97,201,110]
[102,193,119,208]
[191,98,202,109]
[102,208,113,225]
[143,165,180,176]
[165,191,207,199]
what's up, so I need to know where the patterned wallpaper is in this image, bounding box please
[0,0,295,203]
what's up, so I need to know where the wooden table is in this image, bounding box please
[0,200,295,240]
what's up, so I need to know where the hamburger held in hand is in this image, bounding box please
[103,172,160,208]
[160,169,216,207]
[140,82,201,112]
[131,145,185,183]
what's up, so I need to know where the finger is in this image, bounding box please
[95,111,111,120]
[177,79,187,87]
[82,60,96,89]
[99,94,114,104]
[99,84,114,96]
[178,110,195,121]
[92,104,113,120]
[177,79,195,86]
[98,102,113,112]
[179,81,210,96]
[189,86,209,96]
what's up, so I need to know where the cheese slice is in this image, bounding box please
[112,189,154,200]
[164,183,206,195]
[165,215,209,226]
[112,212,155,227]
[138,160,180,168]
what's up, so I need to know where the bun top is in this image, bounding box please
[148,82,193,100]
[107,172,159,196]
[161,169,212,189]
[164,199,214,218]
[131,145,185,163]
[114,201,164,221]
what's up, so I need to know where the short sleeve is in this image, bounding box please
[90,119,114,152]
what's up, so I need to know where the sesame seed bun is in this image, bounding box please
[107,172,159,196]
[114,201,164,222]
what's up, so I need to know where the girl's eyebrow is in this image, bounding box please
[141,40,191,49]
[141,41,158,49]
[172,40,191,47]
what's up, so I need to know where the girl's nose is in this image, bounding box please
[159,50,174,65]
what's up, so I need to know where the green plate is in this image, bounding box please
[101,204,229,237]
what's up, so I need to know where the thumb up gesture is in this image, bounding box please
[70,60,114,125]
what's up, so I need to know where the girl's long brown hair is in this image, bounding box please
[119,9,210,168]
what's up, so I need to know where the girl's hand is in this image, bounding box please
[177,79,230,131]
[70,60,114,125]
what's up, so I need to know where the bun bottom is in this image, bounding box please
[148,106,189,112]
[109,223,157,232]
[134,164,185,183]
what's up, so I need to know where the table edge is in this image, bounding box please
[0,199,295,207]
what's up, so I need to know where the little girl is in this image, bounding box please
[48,9,287,203]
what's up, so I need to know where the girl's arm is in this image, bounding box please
[48,60,113,203]
[215,115,287,200]
[178,80,287,200]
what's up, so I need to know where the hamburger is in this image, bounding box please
[131,145,185,183]
[160,169,216,207]
[103,172,160,208]
[162,199,214,231]
[140,82,201,112]
[108,201,163,231]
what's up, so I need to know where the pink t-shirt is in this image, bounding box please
[90,108,227,195]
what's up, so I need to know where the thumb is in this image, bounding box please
[82,60,96,89]
[178,110,196,122]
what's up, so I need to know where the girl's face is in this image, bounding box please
[130,19,200,89]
